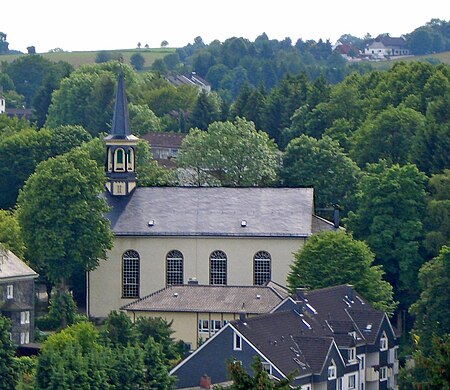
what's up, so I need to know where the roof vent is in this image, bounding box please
[148,220,154,226]
[241,220,247,227]
[256,294,261,299]
[173,292,178,297]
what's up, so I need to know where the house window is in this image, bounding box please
[253,251,271,285]
[166,250,183,286]
[380,366,387,381]
[198,319,209,333]
[337,377,343,390]
[262,362,272,374]
[210,251,227,285]
[359,355,365,370]
[380,332,388,351]
[6,285,13,299]
[233,332,242,351]
[211,320,222,334]
[20,331,29,344]
[348,374,356,389]
[328,361,336,380]
[122,250,140,298]
[20,311,30,325]
[348,347,356,362]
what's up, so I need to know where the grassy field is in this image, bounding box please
[0,48,176,69]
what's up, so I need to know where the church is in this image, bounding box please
[87,69,337,319]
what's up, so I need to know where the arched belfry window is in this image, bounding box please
[253,251,271,285]
[115,148,125,171]
[127,148,135,171]
[166,250,183,286]
[210,250,227,285]
[107,147,113,172]
[122,250,140,298]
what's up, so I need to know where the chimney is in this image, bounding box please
[239,303,246,321]
[199,374,211,389]
[333,204,340,229]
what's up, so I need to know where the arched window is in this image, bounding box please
[166,250,184,286]
[127,149,135,171]
[210,250,227,285]
[115,148,125,171]
[253,251,271,285]
[107,147,113,172]
[122,250,140,298]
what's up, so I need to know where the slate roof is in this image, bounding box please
[232,310,334,377]
[105,187,316,237]
[105,67,138,142]
[377,36,407,47]
[0,247,38,281]
[297,285,387,346]
[122,284,289,314]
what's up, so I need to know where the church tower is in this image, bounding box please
[105,67,139,196]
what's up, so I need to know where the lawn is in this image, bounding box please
[0,48,175,69]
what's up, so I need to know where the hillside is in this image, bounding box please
[0,48,175,69]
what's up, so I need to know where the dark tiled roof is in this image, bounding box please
[122,284,288,313]
[105,187,315,237]
[376,36,407,47]
[140,132,185,148]
[298,285,384,346]
[232,310,333,377]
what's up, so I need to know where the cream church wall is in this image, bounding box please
[88,235,306,318]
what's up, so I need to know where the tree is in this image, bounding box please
[17,149,113,322]
[409,246,450,353]
[143,337,175,389]
[177,118,279,186]
[0,315,17,390]
[280,135,361,214]
[188,90,221,130]
[346,161,427,311]
[0,210,25,258]
[130,53,145,71]
[102,310,137,348]
[220,356,293,389]
[287,231,396,314]
[161,40,169,48]
[350,105,426,167]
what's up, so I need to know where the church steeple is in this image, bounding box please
[105,66,139,196]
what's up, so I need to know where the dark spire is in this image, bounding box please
[110,65,132,138]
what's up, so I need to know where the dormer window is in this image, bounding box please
[6,285,13,299]
[380,332,388,351]
[348,347,356,362]
[328,360,337,380]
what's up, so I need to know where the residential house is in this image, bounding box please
[140,131,186,168]
[170,285,399,390]
[364,36,410,59]
[87,69,337,320]
[0,245,38,345]
[122,282,290,350]
[0,94,5,113]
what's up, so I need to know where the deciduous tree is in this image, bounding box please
[287,230,396,314]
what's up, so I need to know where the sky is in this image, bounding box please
[2,0,449,53]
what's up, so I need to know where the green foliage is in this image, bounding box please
[129,102,162,135]
[102,310,137,348]
[280,134,361,213]
[130,52,145,70]
[188,90,221,130]
[144,336,175,389]
[177,117,279,186]
[409,246,450,353]
[36,290,86,331]
[17,148,113,288]
[14,355,37,389]
[346,161,427,310]
[220,356,293,389]
[0,210,26,258]
[0,315,17,389]
[287,230,397,314]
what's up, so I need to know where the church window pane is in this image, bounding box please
[254,251,271,285]
[210,250,227,285]
[166,250,183,286]
[122,250,139,298]
[115,149,125,171]
[127,149,134,171]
